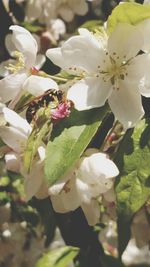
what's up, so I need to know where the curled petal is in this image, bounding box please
[77,152,119,184]
[10,25,38,68]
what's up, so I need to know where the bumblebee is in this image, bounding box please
[25,89,63,123]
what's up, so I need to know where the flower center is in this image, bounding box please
[6,51,25,73]
[97,52,129,90]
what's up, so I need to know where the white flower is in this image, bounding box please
[49,149,119,226]
[0,105,47,200]
[46,23,150,129]
[25,0,90,23]
[0,26,58,104]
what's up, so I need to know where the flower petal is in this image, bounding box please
[69,0,88,16]
[137,18,150,53]
[58,5,74,22]
[47,29,102,73]
[25,0,42,22]
[46,47,65,68]
[136,54,150,97]
[22,75,58,96]
[0,126,27,153]
[2,107,31,136]
[10,25,38,68]
[0,72,28,103]
[81,200,100,226]
[24,161,45,200]
[108,81,144,129]
[77,152,119,184]
[67,77,112,111]
[51,178,81,213]
[5,33,16,56]
[35,54,46,69]
[5,152,21,173]
[108,23,143,61]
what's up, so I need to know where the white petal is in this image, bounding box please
[22,75,58,96]
[49,168,75,196]
[58,5,74,22]
[10,25,38,68]
[103,187,116,202]
[76,178,92,203]
[0,59,15,77]
[38,145,46,161]
[25,0,42,22]
[0,72,28,103]
[77,153,119,183]
[5,152,21,173]
[51,19,66,39]
[35,54,46,69]
[47,31,102,73]
[61,33,102,73]
[81,200,100,226]
[136,54,150,97]
[137,19,150,53]
[24,161,45,200]
[51,178,81,213]
[108,81,144,129]
[2,107,31,136]
[108,23,143,61]
[46,47,65,69]
[67,77,112,111]
[0,126,27,153]
[69,0,88,16]
[5,33,16,56]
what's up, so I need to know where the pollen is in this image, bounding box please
[6,51,25,73]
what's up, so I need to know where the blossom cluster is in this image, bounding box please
[1,1,150,265]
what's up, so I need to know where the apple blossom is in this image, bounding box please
[49,148,119,226]
[0,26,58,104]
[46,23,150,129]
[0,105,47,200]
[25,0,91,23]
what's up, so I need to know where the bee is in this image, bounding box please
[25,89,63,123]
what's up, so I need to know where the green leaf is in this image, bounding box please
[21,22,44,33]
[45,106,108,186]
[107,2,150,33]
[24,120,51,173]
[35,246,79,267]
[79,20,103,32]
[114,118,150,255]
